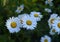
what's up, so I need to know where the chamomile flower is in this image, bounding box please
[45,0,53,6]
[49,28,59,35]
[30,11,43,21]
[45,8,52,13]
[16,4,24,13]
[48,14,58,28]
[18,14,29,25]
[52,17,60,34]
[40,35,51,42]
[22,14,37,30]
[6,17,21,33]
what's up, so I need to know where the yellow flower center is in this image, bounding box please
[52,29,55,32]
[18,7,22,10]
[50,19,54,24]
[44,39,48,42]
[34,14,38,17]
[26,20,32,25]
[11,22,17,28]
[57,23,60,28]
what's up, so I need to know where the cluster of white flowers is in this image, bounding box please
[48,13,60,35]
[6,4,43,33]
[5,2,59,42]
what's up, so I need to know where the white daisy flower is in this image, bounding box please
[6,17,21,33]
[22,14,37,30]
[45,8,52,13]
[49,28,59,35]
[30,11,43,21]
[48,14,58,28]
[18,14,29,25]
[45,0,53,6]
[52,17,60,34]
[40,35,51,42]
[15,4,24,13]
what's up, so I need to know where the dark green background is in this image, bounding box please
[0,0,60,42]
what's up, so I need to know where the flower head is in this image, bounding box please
[6,17,21,33]
[22,14,37,30]
[16,4,24,13]
[48,14,58,28]
[45,0,53,6]
[49,28,59,35]
[30,11,43,21]
[40,35,51,42]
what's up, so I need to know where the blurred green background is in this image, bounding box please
[0,0,60,42]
